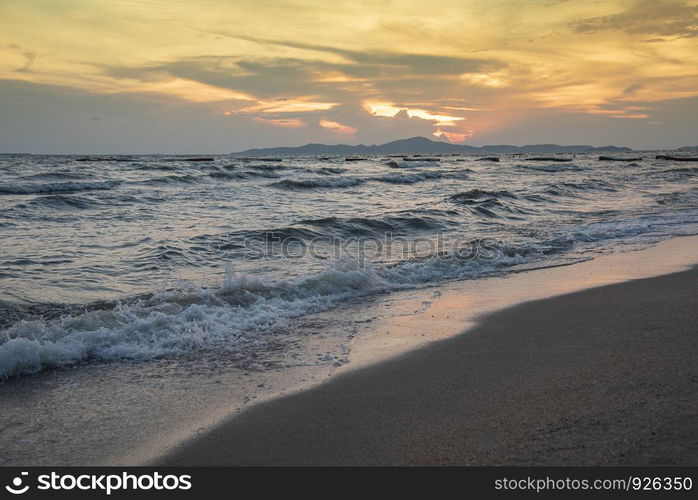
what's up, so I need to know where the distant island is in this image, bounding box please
[233,136,634,156]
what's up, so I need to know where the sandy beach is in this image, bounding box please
[159,266,698,465]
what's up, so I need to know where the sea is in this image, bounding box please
[1,152,697,380]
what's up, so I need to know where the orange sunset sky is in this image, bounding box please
[1,0,697,152]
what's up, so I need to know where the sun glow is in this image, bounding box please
[364,102,464,126]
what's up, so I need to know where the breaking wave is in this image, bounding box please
[375,171,443,184]
[0,245,529,379]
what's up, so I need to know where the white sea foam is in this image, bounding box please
[388,161,439,168]
[0,251,529,379]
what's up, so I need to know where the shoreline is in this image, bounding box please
[158,265,698,465]
[1,236,696,465]
[340,235,698,372]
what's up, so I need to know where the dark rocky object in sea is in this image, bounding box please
[164,157,215,162]
[75,157,133,162]
[238,157,283,162]
[477,157,500,162]
[599,156,643,161]
[524,157,573,162]
[661,155,698,162]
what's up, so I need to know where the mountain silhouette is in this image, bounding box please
[234,136,633,156]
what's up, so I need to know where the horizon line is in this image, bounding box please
[3,136,697,155]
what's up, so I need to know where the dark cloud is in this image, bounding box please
[217,35,504,75]
[572,0,698,38]
[2,43,38,72]
[104,48,501,103]
[105,56,344,99]
[622,83,644,96]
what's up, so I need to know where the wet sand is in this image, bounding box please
[159,267,698,465]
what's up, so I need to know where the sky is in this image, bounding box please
[0,0,697,153]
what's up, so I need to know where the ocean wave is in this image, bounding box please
[140,174,203,185]
[655,190,698,206]
[0,180,120,195]
[18,171,86,181]
[545,186,579,198]
[314,167,347,175]
[247,164,288,171]
[658,167,698,175]
[242,169,284,179]
[520,193,555,203]
[271,177,365,189]
[186,215,447,257]
[132,243,193,266]
[374,171,443,184]
[300,214,444,237]
[543,179,619,198]
[448,189,528,218]
[464,204,527,219]
[448,189,517,202]
[562,179,618,192]
[14,195,97,210]
[0,246,528,379]
[137,163,182,171]
[188,214,446,255]
[515,163,586,172]
[186,227,324,258]
[386,160,440,168]
[208,169,281,180]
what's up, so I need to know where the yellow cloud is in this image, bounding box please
[253,117,306,128]
[242,98,337,114]
[364,101,465,126]
[459,72,509,88]
[319,119,357,135]
[121,78,255,103]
